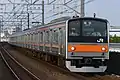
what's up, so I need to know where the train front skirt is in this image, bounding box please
[66,61,107,72]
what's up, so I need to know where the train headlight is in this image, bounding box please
[101,47,106,51]
[71,47,76,51]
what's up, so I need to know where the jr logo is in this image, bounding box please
[97,38,104,43]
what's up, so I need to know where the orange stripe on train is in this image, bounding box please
[68,44,108,52]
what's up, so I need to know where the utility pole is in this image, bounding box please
[28,12,29,29]
[21,19,22,31]
[42,0,44,25]
[81,0,85,17]
[27,4,30,29]
[0,21,2,42]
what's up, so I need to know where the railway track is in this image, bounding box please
[17,48,118,80]
[11,46,105,80]
[4,44,89,80]
[2,43,119,80]
[0,45,41,80]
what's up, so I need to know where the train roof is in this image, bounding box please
[9,17,108,37]
[69,17,108,22]
[9,17,70,37]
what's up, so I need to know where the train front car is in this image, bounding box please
[66,17,109,72]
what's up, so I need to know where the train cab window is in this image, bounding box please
[68,20,80,36]
[68,18,108,43]
[82,20,107,37]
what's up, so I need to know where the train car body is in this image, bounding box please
[8,17,109,72]
[66,17,109,72]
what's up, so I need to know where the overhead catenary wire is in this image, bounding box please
[44,0,97,21]
[2,0,98,33]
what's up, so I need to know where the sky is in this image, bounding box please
[85,0,120,26]
[0,0,119,28]
[0,0,119,37]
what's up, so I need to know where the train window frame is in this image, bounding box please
[38,31,40,43]
[58,28,63,44]
[68,18,108,43]
[33,33,35,43]
[82,20,107,37]
[52,29,58,44]
[40,32,43,43]
[34,33,37,43]
[68,20,81,37]
[32,33,34,43]
[37,32,39,43]
[36,32,38,42]
[31,33,33,43]
[45,31,49,43]
[35,33,37,43]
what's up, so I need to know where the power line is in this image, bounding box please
[3,0,97,30]
[44,0,97,20]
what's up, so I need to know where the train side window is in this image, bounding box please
[35,33,37,42]
[28,34,29,42]
[37,32,39,42]
[29,34,30,42]
[39,32,41,42]
[25,34,27,42]
[30,34,31,42]
[32,33,34,42]
[38,32,39,42]
[59,28,63,43]
[34,33,36,42]
[34,33,35,42]
[33,33,35,42]
[35,33,36,42]
[46,31,49,42]
[23,34,26,43]
[33,33,34,43]
[53,30,58,43]
[40,32,43,42]
[31,34,33,42]
[37,32,39,43]
[22,35,23,42]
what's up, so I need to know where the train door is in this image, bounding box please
[43,31,45,51]
[31,33,33,49]
[39,31,43,51]
[52,28,59,54]
[58,27,66,56]
[28,34,30,49]
[49,29,52,53]
[29,33,31,49]
[58,28,62,55]
[38,31,40,50]
[45,30,50,52]
[36,32,39,50]
[34,32,38,50]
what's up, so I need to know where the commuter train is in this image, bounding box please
[8,16,110,72]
